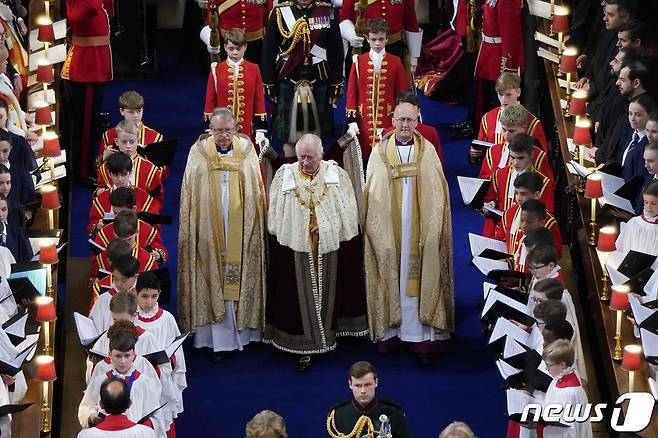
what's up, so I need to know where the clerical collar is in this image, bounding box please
[300,166,319,180]
[352,398,378,414]
[395,136,413,146]
[217,146,233,155]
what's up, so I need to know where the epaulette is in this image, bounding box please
[327,400,352,413]
[315,1,333,6]
[274,1,293,7]
[378,399,404,410]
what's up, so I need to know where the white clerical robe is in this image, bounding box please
[543,371,593,438]
[135,306,186,422]
[77,415,156,438]
[89,290,117,334]
[85,329,160,385]
[615,215,658,256]
[193,147,261,352]
[382,144,449,343]
[0,370,27,437]
[79,366,164,437]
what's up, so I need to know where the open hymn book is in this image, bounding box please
[73,312,106,358]
[482,290,535,327]
[489,317,543,358]
[457,177,491,210]
[143,332,190,366]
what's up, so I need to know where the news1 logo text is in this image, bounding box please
[521,392,655,432]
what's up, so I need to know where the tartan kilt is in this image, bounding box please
[272,80,335,143]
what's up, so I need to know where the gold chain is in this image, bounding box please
[276,9,311,57]
[326,411,375,438]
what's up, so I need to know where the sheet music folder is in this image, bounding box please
[457,177,490,209]
[142,332,189,366]
[137,139,178,167]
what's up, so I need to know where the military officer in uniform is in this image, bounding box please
[326,361,410,438]
[199,0,273,63]
[261,0,344,156]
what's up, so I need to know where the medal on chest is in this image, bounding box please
[308,15,330,30]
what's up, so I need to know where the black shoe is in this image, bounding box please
[449,121,470,131]
[450,127,475,140]
[417,353,435,367]
[296,355,312,372]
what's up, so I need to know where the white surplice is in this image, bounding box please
[382,143,450,343]
[193,146,261,352]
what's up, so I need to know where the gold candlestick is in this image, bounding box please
[613,310,623,361]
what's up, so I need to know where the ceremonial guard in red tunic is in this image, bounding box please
[62,0,113,180]
[200,0,273,63]
[204,28,267,142]
[472,0,522,126]
[262,0,344,148]
[339,0,421,69]
[345,20,408,158]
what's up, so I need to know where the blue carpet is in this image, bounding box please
[69,51,507,437]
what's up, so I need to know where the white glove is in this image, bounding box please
[200,25,221,55]
[347,123,360,138]
[340,20,364,48]
[255,130,268,147]
[409,57,418,75]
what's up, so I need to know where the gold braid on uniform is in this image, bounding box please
[327,411,375,438]
[276,9,311,57]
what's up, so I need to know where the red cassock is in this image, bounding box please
[482,167,554,237]
[204,60,266,139]
[479,143,553,180]
[478,106,548,151]
[206,0,272,41]
[474,0,523,81]
[96,155,164,203]
[88,187,161,236]
[498,204,563,259]
[90,247,158,292]
[345,52,408,157]
[96,124,164,166]
[339,0,419,40]
[94,220,168,263]
[61,0,113,82]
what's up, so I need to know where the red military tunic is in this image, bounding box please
[510,214,561,273]
[204,59,266,139]
[88,187,161,236]
[345,52,408,157]
[96,123,164,167]
[339,0,419,42]
[206,0,272,42]
[97,155,164,203]
[478,106,548,151]
[479,143,553,180]
[91,246,158,286]
[61,0,113,82]
[497,204,563,259]
[474,0,523,81]
[482,167,554,237]
[94,219,168,263]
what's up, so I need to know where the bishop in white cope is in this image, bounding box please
[177,109,266,358]
[364,101,454,364]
